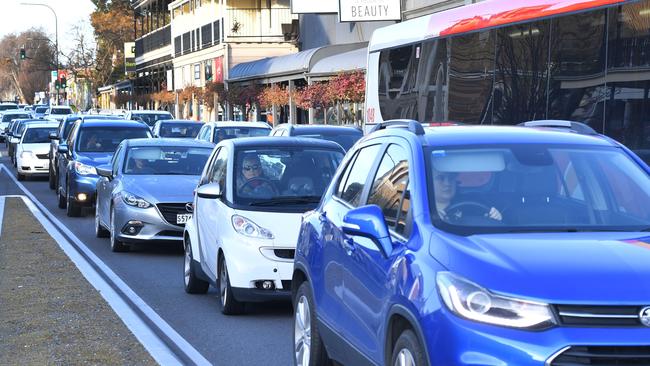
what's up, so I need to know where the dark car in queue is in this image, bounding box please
[56,119,152,217]
[270,124,363,152]
[48,114,123,190]
[152,119,203,138]
[95,138,214,252]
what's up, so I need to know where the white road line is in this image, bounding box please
[0,165,211,366]
[0,196,5,237]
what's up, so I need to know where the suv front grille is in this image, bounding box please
[555,305,643,327]
[156,203,191,227]
[549,346,650,365]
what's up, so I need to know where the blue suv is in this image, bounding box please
[292,120,650,366]
[56,119,151,217]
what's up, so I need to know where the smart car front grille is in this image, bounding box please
[549,346,650,365]
[554,305,643,327]
[156,203,191,227]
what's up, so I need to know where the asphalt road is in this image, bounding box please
[0,146,294,366]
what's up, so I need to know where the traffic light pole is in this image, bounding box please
[21,2,58,105]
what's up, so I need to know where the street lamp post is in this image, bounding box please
[20,2,59,105]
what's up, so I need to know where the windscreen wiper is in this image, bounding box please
[249,196,321,206]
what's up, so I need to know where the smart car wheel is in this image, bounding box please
[95,207,109,238]
[391,330,425,366]
[184,238,209,294]
[110,208,129,252]
[218,255,244,315]
[294,282,330,366]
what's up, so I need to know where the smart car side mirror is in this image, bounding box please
[196,182,222,199]
[49,132,59,140]
[96,165,113,180]
[342,204,393,257]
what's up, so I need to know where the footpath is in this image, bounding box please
[0,196,156,365]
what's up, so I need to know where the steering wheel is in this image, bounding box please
[445,201,492,218]
[239,177,279,196]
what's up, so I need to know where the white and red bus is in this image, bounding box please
[365,0,650,159]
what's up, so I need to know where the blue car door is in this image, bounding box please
[317,143,383,364]
[337,142,414,363]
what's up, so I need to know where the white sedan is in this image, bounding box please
[16,123,59,181]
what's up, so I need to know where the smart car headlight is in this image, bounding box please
[74,161,97,176]
[121,191,152,209]
[231,215,274,239]
[436,272,555,330]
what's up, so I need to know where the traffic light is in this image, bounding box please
[54,80,60,90]
[19,48,25,60]
[60,76,67,89]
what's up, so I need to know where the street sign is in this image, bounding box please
[339,0,401,22]
[51,70,58,81]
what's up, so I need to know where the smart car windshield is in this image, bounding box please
[159,123,202,138]
[77,127,151,152]
[124,146,212,175]
[233,147,344,209]
[22,127,58,143]
[427,144,650,234]
[213,127,270,142]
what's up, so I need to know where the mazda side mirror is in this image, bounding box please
[96,165,113,180]
[342,204,393,257]
[49,132,59,140]
[196,182,222,199]
[57,144,69,154]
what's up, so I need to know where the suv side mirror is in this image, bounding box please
[196,182,222,199]
[342,205,393,257]
[49,132,59,140]
[57,144,69,154]
[96,165,113,180]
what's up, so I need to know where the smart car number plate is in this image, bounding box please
[177,214,192,224]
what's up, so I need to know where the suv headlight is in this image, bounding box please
[436,272,555,330]
[74,161,97,176]
[121,192,152,208]
[20,151,34,159]
[231,215,274,239]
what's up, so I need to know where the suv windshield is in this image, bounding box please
[77,127,151,152]
[214,127,269,142]
[124,146,212,175]
[159,123,202,138]
[23,127,58,143]
[132,113,172,127]
[3,114,30,122]
[233,147,344,209]
[427,144,650,234]
[294,130,362,151]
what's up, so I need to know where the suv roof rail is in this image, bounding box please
[370,119,425,135]
[519,120,598,135]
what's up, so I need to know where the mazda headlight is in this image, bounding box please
[74,161,97,176]
[121,192,152,208]
[20,151,34,159]
[436,272,555,330]
[231,215,274,239]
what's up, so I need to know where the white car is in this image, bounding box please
[16,123,60,181]
[183,137,344,314]
[124,110,173,129]
[44,106,73,122]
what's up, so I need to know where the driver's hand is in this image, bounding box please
[488,207,502,221]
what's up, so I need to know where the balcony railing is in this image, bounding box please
[225,8,297,42]
[135,25,172,56]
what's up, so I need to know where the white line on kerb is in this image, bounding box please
[0,196,5,237]
[0,165,211,366]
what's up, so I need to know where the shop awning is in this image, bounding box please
[228,42,367,84]
[307,47,367,81]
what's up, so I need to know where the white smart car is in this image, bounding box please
[183,137,344,314]
[16,123,59,180]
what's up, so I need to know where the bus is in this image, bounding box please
[365,0,650,160]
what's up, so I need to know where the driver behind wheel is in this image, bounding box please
[237,153,276,198]
[433,171,502,222]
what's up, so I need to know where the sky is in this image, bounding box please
[0,0,97,54]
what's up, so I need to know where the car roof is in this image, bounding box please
[125,138,213,148]
[24,123,59,129]
[224,136,345,150]
[367,125,615,148]
[128,110,172,115]
[3,110,32,115]
[159,119,202,124]
[205,121,271,129]
[79,119,150,128]
[275,124,362,134]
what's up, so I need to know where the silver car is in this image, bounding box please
[95,138,214,252]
